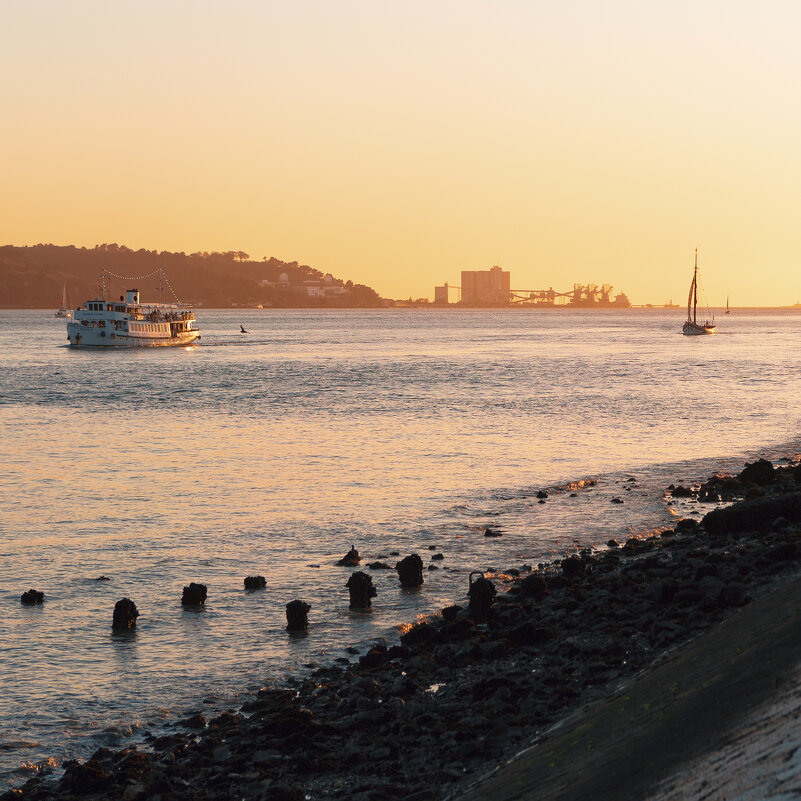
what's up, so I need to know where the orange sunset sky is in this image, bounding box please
[2,1,800,305]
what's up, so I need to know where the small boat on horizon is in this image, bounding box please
[55,284,71,318]
[682,250,716,335]
[726,295,732,314]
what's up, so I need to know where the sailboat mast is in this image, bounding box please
[692,249,698,324]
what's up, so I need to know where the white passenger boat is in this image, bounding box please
[67,273,200,348]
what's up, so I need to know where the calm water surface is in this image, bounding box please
[1,308,800,785]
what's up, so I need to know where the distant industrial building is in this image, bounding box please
[434,283,449,304]
[460,266,511,305]
[435,265,630,307]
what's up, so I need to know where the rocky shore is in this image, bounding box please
[6,458,801,801]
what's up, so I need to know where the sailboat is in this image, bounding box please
[55,284,71,318]
[725,295,732,314]
[682,250,716,335]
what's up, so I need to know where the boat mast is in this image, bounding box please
[692,249,698,325]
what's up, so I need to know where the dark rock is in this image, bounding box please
[396,553,424,588]
[94,576,111,581]
[181,582,207,606]
[442,618,475,641]
[182,714,206,729]
[244,575,266,590]
[703,493,801,536]
[116,750,152,783]
[675,518,700,532]
[671,485,694,497]
[431,553,445,560]
[346,571,377,609]
[20,589,43,605]
[767,542,801,562]
[367,561,392,569]
[484,527,503,537]
[536,490,548,499]
[61,759,110,794]
[359,645,388,669]
[112,598,139,631]
[336,545,361,566]
[286,599,311,631]
[441,605,462,622]
[561,556,585,580]
[401,622,442,649]
[607,539,619,548]
[694,563,719,581]
[611,498,624,504]
[509,623,555,647]
[648,580,677,604]
[468,576,496,623]
[738,459,775,486]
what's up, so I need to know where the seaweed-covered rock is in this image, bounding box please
[396,553,424,588]
[60,759,110,794]
[112,598,139,631]
[518,573,548,600]
[703,493,801,536]
[468,576,496,623]
[286,599,310,631]
[561,555,585,580]
[346,571,377,609]
[336,546,360,566]
[738,459,776,486]
[20,589,43,605]
[181,582,207,606]
[244,575,266,590]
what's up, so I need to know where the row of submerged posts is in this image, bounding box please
[18,547,497,634]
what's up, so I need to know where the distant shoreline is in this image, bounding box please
[4,305,801,311]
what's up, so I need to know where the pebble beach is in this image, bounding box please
[7,455,801,801]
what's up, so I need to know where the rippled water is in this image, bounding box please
[1,307,800,786]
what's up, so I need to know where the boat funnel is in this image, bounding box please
[125,289,140,305]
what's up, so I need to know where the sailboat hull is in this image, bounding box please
[683,321,716,335]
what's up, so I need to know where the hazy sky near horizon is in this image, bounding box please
[2,1,800,304]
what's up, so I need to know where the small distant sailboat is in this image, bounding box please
[725,295,732,314]
[682,250,716,335]
[55,284,71,318]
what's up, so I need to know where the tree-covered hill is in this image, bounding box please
[0,244,385,308]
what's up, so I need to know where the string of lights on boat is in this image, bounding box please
[101,268,183,304]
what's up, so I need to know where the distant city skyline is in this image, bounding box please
[2,1,801,305]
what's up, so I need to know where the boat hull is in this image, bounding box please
[682,321,716,336]
[67,322,200,348]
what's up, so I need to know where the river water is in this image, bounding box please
[1,307,800,787]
